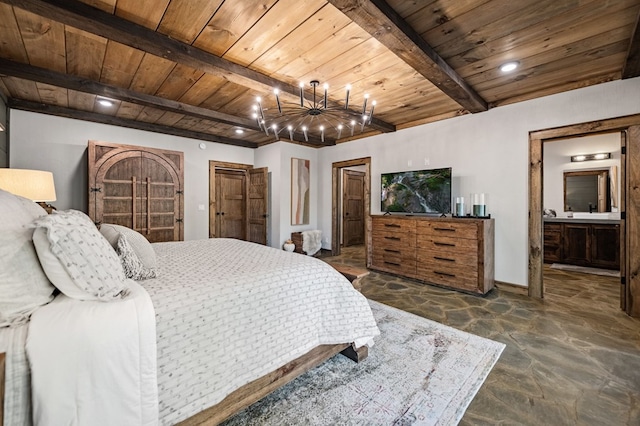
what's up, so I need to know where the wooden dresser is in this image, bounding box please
[369,215,495,295]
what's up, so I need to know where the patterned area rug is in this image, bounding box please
[550,263,620,277]
[223,300,505,426]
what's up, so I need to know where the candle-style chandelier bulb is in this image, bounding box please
[252,80,377,143]
[273,89,282,114]
[362,93,369,115]
[345,84,351,109]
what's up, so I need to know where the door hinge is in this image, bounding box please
[621,212,626,220]
[176,190,184,195]
[90,187,102,193]
[621,276,626,286]
[176,218,183,223]
[621,146,626,155]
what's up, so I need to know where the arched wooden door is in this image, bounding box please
[88,140,184,242]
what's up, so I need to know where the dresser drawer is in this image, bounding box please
[371,250,417,277]
[416,234,478,254]
[418,221,478,240]
[417,248,478,269]
[372,231,416,249]
[417,267,479,293]
[372,217,416,233]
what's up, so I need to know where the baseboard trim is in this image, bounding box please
[495,281,528,295]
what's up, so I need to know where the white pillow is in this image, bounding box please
[116,234,157,280]
[31,210,131,301]
[0,189,55,327]
[100,224,157,272]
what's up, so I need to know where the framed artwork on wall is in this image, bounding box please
[291,158,310,225]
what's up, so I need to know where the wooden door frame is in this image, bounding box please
[332,157,371,256]
[528,113,640,316]
[209,161,253,239]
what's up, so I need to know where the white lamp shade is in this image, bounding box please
[0,169,57,202]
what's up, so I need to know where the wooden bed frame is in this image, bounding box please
[0,344,366,426]
[178,343,367,425]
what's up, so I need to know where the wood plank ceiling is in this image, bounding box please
[0,0,638,148]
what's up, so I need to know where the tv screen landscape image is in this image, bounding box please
[381,167,452,214]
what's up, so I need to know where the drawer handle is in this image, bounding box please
[434,270,456,277]
[433,227,455,232]
[384,249,400,254]
[384,236,401,241]
[384,261,401,266]
[434,242,455,247]
[434,256,455,262]
[384,223,401,228]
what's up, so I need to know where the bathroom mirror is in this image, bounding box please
[563,169,610,212]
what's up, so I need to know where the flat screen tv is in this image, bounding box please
[381,167,452,214]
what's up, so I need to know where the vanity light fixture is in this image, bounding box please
[570,152,611,162]
[500,61,519,73]
[96,97,114,107]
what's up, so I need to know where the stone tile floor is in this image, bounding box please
[324,246,640,425]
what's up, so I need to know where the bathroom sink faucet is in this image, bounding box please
[589,203,594,213]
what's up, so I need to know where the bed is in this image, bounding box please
[0,188,380,425]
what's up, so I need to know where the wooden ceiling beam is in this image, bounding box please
[8,98,260,148]
[0,58,261,131]
[327,0,488,113]
[622,7,640,79]
[2,0,396,134]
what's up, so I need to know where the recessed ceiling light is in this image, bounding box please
[235,129,244,134]
[500,61,519,73]
[97,98,114,107]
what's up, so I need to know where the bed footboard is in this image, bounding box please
[178,343,356,425]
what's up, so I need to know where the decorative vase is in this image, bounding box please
[283,242,295,252]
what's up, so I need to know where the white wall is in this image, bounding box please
[9,77,640,285]
[319,77,640,287]
[543,133,621,216]
[256,141,319,248]
[9,111,254,241]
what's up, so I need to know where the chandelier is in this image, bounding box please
[251,80,377,144]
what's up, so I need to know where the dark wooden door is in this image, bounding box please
[215,169,246,240]
[591,224,620,269]
[248,167,268,245]
[343,170,365,246]
[562,223,590,266]
[88,141,184,242]
[625,125,640,316]
[543,223,562,263]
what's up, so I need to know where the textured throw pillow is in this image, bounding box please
[100,223,157,273]
[117,234,157,280]
[31,210,130,301]
[0,189,55,327]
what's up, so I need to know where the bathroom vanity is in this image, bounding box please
[543,217,620,270]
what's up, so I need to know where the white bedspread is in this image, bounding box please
[144,238,379,425]
[27,281,158,426]
[0,323,31,426]
[25,238,379,426]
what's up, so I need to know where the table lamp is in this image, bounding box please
[0,168,57,213]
